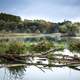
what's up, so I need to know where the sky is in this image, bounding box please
[0,0,80,22]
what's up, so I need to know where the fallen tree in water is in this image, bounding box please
[0,54,80,68]
[0,47,80,69]
[0,61,80,69]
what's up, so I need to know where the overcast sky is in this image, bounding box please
[0,0,80,22]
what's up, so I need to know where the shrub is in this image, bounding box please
[30,40,54,53]
[68,39,80,53]
[6,42,27,54]
[0,42,9,53]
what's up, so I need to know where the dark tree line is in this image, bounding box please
[0,13,21,22]
[0,12,80,36]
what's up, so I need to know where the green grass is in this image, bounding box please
[54,42,65,50]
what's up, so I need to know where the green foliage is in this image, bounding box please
[47,53,55,64]
[0,13,21,22]
[47,53,54,59]
[30,40,54,53]
[55,42,65,50]
[0,13,80,35]
[0,42,9,53]
[59,25,67,33]
[68,39,80,53]
[6,42,27,54]
[59,20,79,36]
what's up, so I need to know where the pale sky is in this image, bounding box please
[0,0,80,22]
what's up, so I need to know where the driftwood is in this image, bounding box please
[0,61,80,69]
[0,53,80,63]
[41,48,64,55]
[0,48,80,69]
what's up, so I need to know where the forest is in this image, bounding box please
[0,13,80,36]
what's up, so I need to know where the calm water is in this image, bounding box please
[0,66,80,80]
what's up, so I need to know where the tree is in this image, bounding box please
[0,20,6,32]
[59,24,67,33]
[0,13,21,22]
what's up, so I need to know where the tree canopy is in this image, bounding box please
[0,12,80,36]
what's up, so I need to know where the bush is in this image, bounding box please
[6,42,27,54]
[68,39,80,53]
[30,40,54,53]
[0,42,9,53]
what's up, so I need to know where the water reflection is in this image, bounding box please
[8,65,26,79]
[0,66,26,80]
[0,65,80,80]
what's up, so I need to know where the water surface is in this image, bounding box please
[0,66,80,80]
